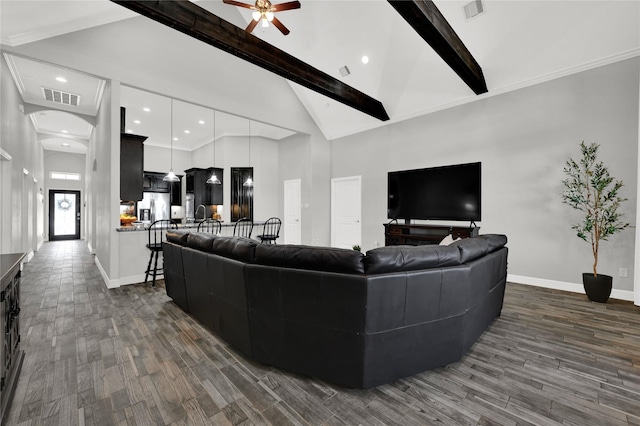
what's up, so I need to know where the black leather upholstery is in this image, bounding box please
[254,244,365,274]
[186,232,216,252]
[166,229,190,245]
[364,244,460,274]
[162,232,508,389]
[211,237,257,263]
[450,234,507,263]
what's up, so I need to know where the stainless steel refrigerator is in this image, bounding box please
[138,192,170,223]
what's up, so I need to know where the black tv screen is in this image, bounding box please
[388,162,481,221]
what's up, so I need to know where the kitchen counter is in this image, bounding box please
[116,221,265,234]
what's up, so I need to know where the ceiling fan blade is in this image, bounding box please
[245,18,259,33]
[223,0,255,10]
[271,16,290,35]
[271,1,301,12]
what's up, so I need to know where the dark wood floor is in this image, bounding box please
[7,240,640,425]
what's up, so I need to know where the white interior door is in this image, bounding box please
[284,179,301,244]
[331,176,361,249]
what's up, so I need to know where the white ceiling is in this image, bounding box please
[1,0,639,151]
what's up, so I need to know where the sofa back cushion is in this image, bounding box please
[364,244,461,274]
[166,229,190,246]
[450,234,507,263]
[186,232,215,252]
[254,244,365,274]
[211,236,257,263]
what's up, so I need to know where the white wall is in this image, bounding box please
[1,54,45,257]
[331,58,639,294]
[44,151,86,240]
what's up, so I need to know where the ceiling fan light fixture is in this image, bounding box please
[252,11,261,21]
[266,11,274,21]
[262,18,269,27]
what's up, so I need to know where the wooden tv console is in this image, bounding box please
[384,223,479,246]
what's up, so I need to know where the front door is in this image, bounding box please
[331,176,361,249]
[49,190,81,241]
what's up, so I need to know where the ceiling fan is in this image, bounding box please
[223,0,301,35]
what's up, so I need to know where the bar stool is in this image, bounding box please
[257,217,281,244]
[145,219,177,286]
[197,219,222,235]
[233,218,253,238]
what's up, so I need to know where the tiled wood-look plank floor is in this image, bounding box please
[7,240,640,425]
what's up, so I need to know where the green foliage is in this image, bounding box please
[561,141,629,276]
[352,245,361,252]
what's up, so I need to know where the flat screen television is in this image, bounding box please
[387,162,481,222]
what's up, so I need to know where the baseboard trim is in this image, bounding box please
[25,251,34,263]
[94,256,119,289]
[508,274,635,302]
[87,242,95,254]
[118,274,149,287]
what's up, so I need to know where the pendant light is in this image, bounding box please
[206,110,221,185]
[163,98,180,182]
[243,119,254,187]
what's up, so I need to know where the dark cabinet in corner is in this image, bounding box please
[120,133,147,201]
[185,167,223,208]
[143,171,182,206]
[0,253,25,424]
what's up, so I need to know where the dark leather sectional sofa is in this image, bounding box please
[162,231,508,389]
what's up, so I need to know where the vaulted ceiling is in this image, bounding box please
[1,0,639,146]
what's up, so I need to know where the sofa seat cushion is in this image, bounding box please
[212,237,257,263]
[451,234,507,263]
[364,244,461,274]
[166,229,190,246]
[186,232,216,252]
[254,244,365,274]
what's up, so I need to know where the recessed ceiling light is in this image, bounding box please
[173,137,179,141]
[361,56,369,64]
[133,120,141,124]
[126,129,133,133]
[198,120,205,125]
[61,143,70,147]
[143,107,150,112]
[61,130,68,133]
[56,77,67,83]
[184,130,190,134]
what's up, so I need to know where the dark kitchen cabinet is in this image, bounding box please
[170,177,182,206]
[185,167,223,212]
[143,172,172,193]
[120,133,147,201]
[0,253,25,424]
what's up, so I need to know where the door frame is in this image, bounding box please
[330,176,361,249]
[48,190,81,241]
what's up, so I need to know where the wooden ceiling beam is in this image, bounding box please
[110,0,389,121]
[388,0,488,95]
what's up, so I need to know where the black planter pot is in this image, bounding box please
[582,273,613,303]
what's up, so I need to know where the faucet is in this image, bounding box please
[195,204,206,221]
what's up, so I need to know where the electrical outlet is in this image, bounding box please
[619,267,629,278]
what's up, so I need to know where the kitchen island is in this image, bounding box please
[113,221,266,287]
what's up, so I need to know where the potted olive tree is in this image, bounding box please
[561,141,629,303]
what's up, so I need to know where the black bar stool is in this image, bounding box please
[233,218,253,238]
[197,219,222,235]
[257,217,281,244]
[145,219,177,286]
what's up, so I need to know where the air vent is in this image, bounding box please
[464,0,484,20]
[41,87,80,107]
